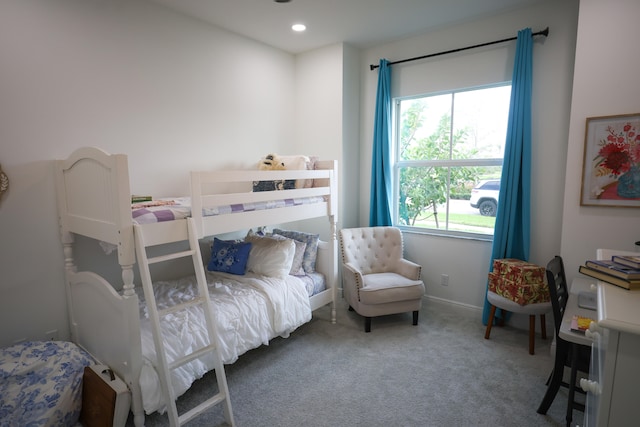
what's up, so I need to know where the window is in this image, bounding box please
[393,84,511,237]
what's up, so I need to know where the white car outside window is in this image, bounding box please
[469,180,500,216]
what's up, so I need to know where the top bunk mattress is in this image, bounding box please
[131,196,326,225]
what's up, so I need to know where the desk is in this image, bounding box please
[537,277,596,426]
[559,278,597,346]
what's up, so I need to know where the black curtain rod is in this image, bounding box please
[370,27,549,70]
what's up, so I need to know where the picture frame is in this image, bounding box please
[580,113,640,207]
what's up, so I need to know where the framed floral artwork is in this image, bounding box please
[580,113,640,207]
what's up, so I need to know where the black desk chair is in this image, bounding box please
[536,255,591,427]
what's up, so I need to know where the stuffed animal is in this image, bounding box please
[258,154,286,170]
[254,154,295,191]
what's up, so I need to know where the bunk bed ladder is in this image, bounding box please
[134,218,235,427]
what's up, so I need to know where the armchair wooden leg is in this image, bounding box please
[540,314,547,339]
[484,305,497,339]
[364,317,371,333]
[412,310,419,325]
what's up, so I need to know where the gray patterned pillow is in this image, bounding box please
[289,240,307,276]
[272,229,319,273]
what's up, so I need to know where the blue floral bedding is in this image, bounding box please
[0,341,93,427]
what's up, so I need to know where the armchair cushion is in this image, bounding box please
[360,272,424,305]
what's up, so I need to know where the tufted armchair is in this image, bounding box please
[339,226,425,332]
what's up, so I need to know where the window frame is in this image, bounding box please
[391,82,510,240]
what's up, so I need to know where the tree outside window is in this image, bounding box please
[394,84,510,237]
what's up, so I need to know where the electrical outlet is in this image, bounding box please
[45,329,59,341]
[441,274,449,286]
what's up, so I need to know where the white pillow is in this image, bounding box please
[279,155,318,188]
[245,234,296,279]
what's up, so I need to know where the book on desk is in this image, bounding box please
[579,264,640,290]
[584,259,640,280]
[611,254,640,269]
[570,314,595,333]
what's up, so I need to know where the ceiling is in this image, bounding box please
[148,0,545,54]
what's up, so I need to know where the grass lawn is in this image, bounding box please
[413,212,496,234]
[448,213,496,227]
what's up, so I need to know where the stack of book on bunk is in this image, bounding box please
[579,254,640,290]
[131,195,152,203]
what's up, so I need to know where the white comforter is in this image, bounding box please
[137,271,312,414]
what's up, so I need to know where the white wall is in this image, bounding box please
[293,44,346,239]
[560,0,640,283]
[359,0,579,309]
[341,44,362,229]
[290,43,361,237]
[0,0,305,346]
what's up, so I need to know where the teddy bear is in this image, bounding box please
[258,154,286,171]
[253,153,295,191]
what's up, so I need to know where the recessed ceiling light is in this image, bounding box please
[292,23,306,32]
[274,0,291,3]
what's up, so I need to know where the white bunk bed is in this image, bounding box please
[55,147,338,427]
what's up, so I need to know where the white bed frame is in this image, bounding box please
[55,147,338,427]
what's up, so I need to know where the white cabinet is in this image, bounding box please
[582,323,606,426]
[583,282,640,426]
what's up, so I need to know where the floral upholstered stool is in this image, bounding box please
[484,259,552,355]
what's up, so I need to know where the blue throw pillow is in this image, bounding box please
[207,238,251,275]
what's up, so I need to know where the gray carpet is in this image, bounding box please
[129,297,584,427]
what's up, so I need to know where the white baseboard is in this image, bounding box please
[424,294,483,312]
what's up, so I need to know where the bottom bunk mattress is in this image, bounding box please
[0,341,94,427]
[136,270,322,414]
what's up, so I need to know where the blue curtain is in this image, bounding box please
[482,28,533,325]
[369,59,393,226]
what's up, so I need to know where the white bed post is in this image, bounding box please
[328,160,339,324]
[117,228,144,427]
[56,157,81,342]
[330,218,338,324]
[60,230,81,342]
[61,234,77,275]
[117,228,135,298]
[120,265,136,297]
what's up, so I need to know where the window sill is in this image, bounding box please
[398,226,494,243]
